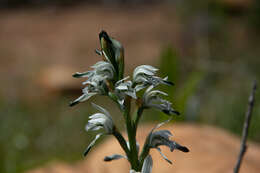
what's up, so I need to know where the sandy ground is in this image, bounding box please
[26,123,260,173]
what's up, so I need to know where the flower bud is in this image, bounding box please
[99,30,124,80]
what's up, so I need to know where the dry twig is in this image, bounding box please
[234,80,257,173]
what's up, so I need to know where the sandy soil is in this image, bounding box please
[26,123,260,173]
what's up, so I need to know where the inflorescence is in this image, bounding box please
[70,30,189,173]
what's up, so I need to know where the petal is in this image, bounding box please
[135,84,147,92]
[145,118,172,147]
[85,123,102,131]
[104,154,127,161]
[95,49,103,56]
[115,76,130,86]
[151,117,173,133]
[91,61,107,68]
[141,155,153,173]
[69,94,90,107]
[149,90,168,97]
[152,130,173,139]
[72,71,93,78]
[162,76,174,86]
[116,85,128,90]
[133,65,158,82]
[83,133,103,157]
[91,103,112,121]
[156,147,172,164]
[126,90,137,99]
[89,113,107,119]
[118,99,124,107]
[130,170,140,173]
[91,103,114,133]
[88,117,106,125]
[141,65,158,72]
[149,129,189,153]
[172,141,189,152]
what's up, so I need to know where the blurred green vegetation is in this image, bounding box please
[156,46,260,142]
[0,95,129,173]
[0,97,92,173]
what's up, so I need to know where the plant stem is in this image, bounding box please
[138,134,151,169]
[108,92,122,110]
[113,129,131,159]
[133,108,144,132]
[124,96,140,170]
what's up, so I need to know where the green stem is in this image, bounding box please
[133,108,144,132]
[108,92,123,111]
[124,96,139,170]
[113,129,131,158]
[138,133,152,170]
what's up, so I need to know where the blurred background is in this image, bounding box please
[0,0,260,172]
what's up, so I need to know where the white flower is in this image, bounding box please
[70,75,108,106]
[114,76,137,107]
[142,86,179,115]
[85,103,114,133]
[73,61,115,81]
[91,61,115,80]
[133,65,173,91]
[133,65,158,82]
[83,103,115,157]
[142,118,189,164]
[70,61,115,106]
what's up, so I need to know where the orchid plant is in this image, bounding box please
[70,31,189,173]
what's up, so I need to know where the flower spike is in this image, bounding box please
[70,31,189,172]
